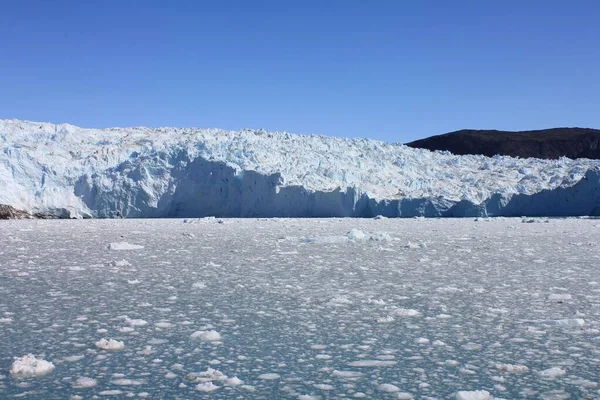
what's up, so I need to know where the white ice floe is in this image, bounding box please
[495,363,529,373]
[258,373,281,380]
[378,383,400,392]
[195,382,220,392]
[125,317,148,326]
[540,318,585,327]
[455,390,491,400]
[225,376,243,386]
[109,259,132,267]
[98,390,124,395]
[9,354,55,378]
[348,360,397,367]
[106,242,144,250]
[332,370,363,379]
[538,367,566,378]
[111,378,145,385]
[190,330,221,341]
[63,355,85,362]
[547,294,572,301]
[392,308,420,317]
[187,368,228,382]
[346,229,392,242]
[314,384,335,390]
[95,338,125,351]
[72,377,98,388]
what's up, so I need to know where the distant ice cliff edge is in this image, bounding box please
[1,119,599,218]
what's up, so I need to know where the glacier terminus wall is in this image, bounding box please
[1,119,600,218]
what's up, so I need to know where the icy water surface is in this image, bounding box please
[0,218,599,399]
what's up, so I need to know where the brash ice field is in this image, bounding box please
[1,217,599,399]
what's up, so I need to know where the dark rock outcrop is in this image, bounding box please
[0,204,32,219]
[406,128,600,159]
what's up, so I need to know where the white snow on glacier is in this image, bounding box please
[1,119,599,218]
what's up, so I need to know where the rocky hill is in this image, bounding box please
[406,128,600,159]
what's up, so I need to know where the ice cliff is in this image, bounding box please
[1,119,599,218]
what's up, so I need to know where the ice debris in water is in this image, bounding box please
[106,242,144,250]
[547,293,572,301]
[95,338,125,351]
[455,390,491,400]
[72,377,98,388]
[538,367,566,378]
[187,367,228,383]
[225,376,243,386]
[346,228,391,242]
[495,363,529,373]
[195,382,219,392]
[109,259,132,267]
[378,383,401,392]
[190,330,221,341]
[10,354,55,378]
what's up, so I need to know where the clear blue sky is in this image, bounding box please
[1,1,598,142]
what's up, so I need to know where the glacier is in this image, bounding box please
[1,119,599,218]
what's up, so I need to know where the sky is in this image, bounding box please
[0,1,599,143]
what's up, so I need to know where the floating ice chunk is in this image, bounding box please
[298,395,320,400]
[63,355,85,362]
[332,370,363,379]
[190,330,221,341]
[415,338,429,344]
[155,321,174,329]
[111,378,145,385]
[190,368,228,382]
[397,393,414,399]
[547,294,572,301]
[95,338,125,351]
[328,295,353,306]
[392,308,420,317]
[0,317,13,323]
[377,315,395,323]
[538,367,566,378]
[348,360,396,367]
[125,318,148,326]
[106,242,144,250]
[72,377,97,388]
[495,363,529,373]
[225,376,243,386]
[98,390,124,395]
[314,384,334,390]
[378,383,400,392]
[455,390,491,400]
[302,236,349,244]
[192,281,206,289]
[109,259,131,267]
[258,373,281,380]
[347,229,391,242]
[541,318,585,327]
[404,242,426,249]
[10,354,55,378]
